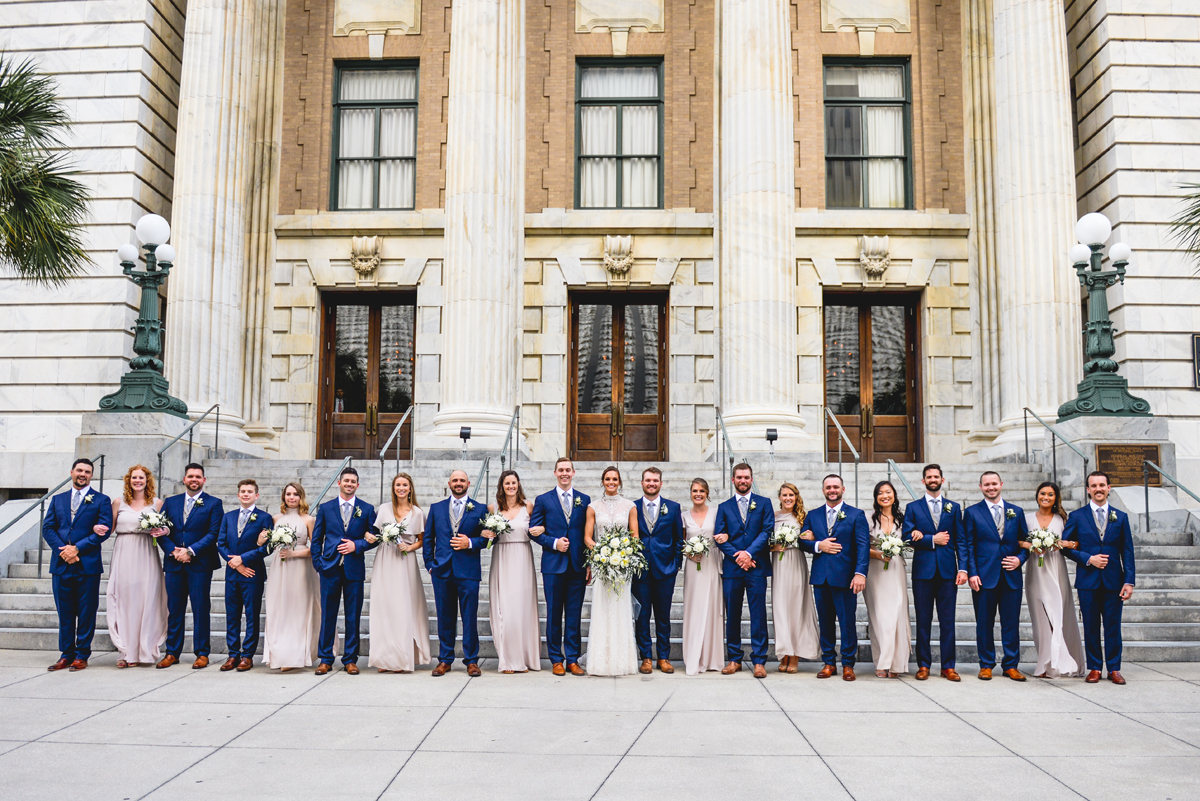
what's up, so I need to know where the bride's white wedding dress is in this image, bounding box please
[584,493,639,676]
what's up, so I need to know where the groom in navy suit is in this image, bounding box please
[902,463,968,681]
[216,479,272,671]
[632,467,684,674]
[714,463,774,678]
[311,466,377,674]
[424,469,489,677]
[963,470,1029,681]
[1063,471,1136,685]
[42,458,113,671]
[531,457,590,676]
[799,474,870,681]
[157,462,224,669]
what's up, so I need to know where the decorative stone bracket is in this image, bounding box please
[577,0,664,56]
[821,0,910,56]
[603,235,634,277]
[859,235,890,283]
[351,235,382,285]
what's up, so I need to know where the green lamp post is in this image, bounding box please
[1057,212,1152,420]
[97,213,189,418]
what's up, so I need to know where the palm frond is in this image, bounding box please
[1168,182,1200,275]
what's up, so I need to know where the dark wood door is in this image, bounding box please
[824,297,919,463]
[320,295,415,460]
[570,296,667,461]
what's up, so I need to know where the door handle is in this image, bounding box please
[865,406,875,438]
[367,404,377,436]
[615,405,624,437]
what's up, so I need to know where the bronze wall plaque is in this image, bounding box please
[1095,444,1161,487]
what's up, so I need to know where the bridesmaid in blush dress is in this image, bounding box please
[487,471,544,673]
[770,482,821,673]
[259,482,320,671]
[864,480,912,677]
[681,478,725,675]
[1022,481,1085,678]
[366,473,430,673]
[107,465,168,668]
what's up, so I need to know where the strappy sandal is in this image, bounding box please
[116,660,130,668]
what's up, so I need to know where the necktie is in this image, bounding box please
[1096,507,1106,540]
[826,506,836,530]
[341,502,352,528]
[930,498,941,527]
[992,504,1003,538]
[70,490,82,522]
[560,491,571,519]
[738,496,748,523]
[184,496,195,524]
[238,508,250,535]
[645,501,657,533]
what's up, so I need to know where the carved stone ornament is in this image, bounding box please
[351,235,382,277]
[859,235,890,281]
[604,235,634,276]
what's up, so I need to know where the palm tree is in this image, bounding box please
[1169,183,1200,275]
[0,56,90,285]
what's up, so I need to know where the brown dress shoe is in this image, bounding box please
[315,663,332,675]
[639,659,653,675]
[567,663,586,676]
[1108,671,1126,685]
[69,659,87,671]
[466,663,481,677]
[978,667,992,680]
[192,655,209,670]
[431,662,451,677]
[753,664,767,679]
[657,659,674,674]
[816,664,836,679]
[345,663,360,675]
[915,667,930,680]
[721,661,742,675]
[1003,669,1026,682]
[48,658,71,671]
[236,657,253,672]
[842,666,856,682]
[220,657,239,671]
[941,668,961,682]
[551,662,565,676]
[156,655,178,669]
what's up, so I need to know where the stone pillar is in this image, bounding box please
[717,0,809,451]
[431,0,524,442]
[989,0,1082,449]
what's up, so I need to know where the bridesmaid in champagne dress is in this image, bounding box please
[770,482,821,673]
[864,480,912,677]
[366,473,430,673]
[681,478,725,675]
[107,465,168,668]
[1022,481,1085,678]
[487,471,544,673]
[260,482,320,671]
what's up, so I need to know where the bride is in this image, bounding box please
[584,465,640,676]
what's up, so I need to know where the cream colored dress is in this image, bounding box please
[106,501,168,664]
[584,494,639,676]
[1024,512,1085,678]
[771,515,821,661]
[262,511,321,669]
[368,506,431,672]
[864,519,912,674]
[488,506,542,672]
[681,508,725,674]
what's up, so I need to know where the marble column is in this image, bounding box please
[431,0,524,441]
[989,0,1082,448]
[717,0,809,450]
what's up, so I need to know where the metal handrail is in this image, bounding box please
[1023,407,1089,490]
[474,456,492,502]
[0,455,106,579]
[714,406,738,493]
[823,407,861,507]
[1144,460,1200,534]
[499,407,520,472]
[886,459,921,502]
[314,457,352,507]
[156,404,220,484]
[377,404,415,505]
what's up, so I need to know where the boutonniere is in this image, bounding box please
[944,502,953,513]
[249,513,258,522]
[837,511,846,520]
[1005,508,1016,519]
[354,507,363,518]
[84,494,95,504]
[465,502,475,512]
[749,501,757,511]
[659,503,668,517]
[194,497,204,506]
[574,496,582,507]
[1109,510,1118,523]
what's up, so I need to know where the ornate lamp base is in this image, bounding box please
[1057,372,1152,421]
[98,370,189,418]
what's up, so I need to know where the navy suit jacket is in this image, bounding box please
[422,496,488,581]
[963,500,1028,590]
[530,488,591,574]
[1063,506,1136,590]
[42,487,113,576]
[713,493,774,578]
[216,506,272,584]
[634,497,684,580]
[310,497,378,581]
[160,492,224,572]
[902,497,967,581]
[799,504,870,588]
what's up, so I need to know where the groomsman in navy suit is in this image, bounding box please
[216,479,272,671]
[42,458,113,671]
[1063,471,1136,685]
[424,469,489,677]
[963,471,1029,681]
[157,463,224,669]
[799,474,870,681]
[902,463,968,681]
[632,467,684,674]
[531,457,590,676]
[714,463,774,679]
[311,466,377,674]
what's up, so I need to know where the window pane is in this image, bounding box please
[581,66,658,98]
[825,66,904,99]
[622,106,658,155]
[826,159,862,208]
[380,108,416,157]
[576,304,613,414]
[340,69,417,101]
[622,158,658,207]
[379,305,416,413]
[580,158,618,207]
[580,106,617,155]
[870,306,908,415]
[825,106,862,156]
[334,305,370,414]
[824,306,860,415]
[865,107,904,156]
[339,109,375,157]
[624,305,659,415]
[379,160,415,208]
[867,159,905,208]
[338,161,373,209]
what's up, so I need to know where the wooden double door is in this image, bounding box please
[824,296,919,462]
[319,294,415,460]
[570,294,667,461]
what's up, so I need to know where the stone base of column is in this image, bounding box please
[75,412,191,496]
[428,407,519,452]
[1034,417,1176,506]
[982,409,1059,461]
[720,407,812,454]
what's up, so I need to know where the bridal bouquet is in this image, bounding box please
[876,533,911,570]
[138,510,170,543]
[769,523,802,560]
[378,521,407,552]
[1028,528,1061,567]
[482,511,512,549]
[264,523,298,554]
[587,524,646,592]
[681,535,710,571]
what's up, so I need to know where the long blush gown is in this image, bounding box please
[262,511,321,669]
[864,520,912,674]
[106,502,168,664]
[771,515,821,661]
[681,509,725,674]
[488,506,542,672]
[368,506,431,672]
[1024,512,1085,677]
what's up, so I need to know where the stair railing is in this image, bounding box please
[474,456,492,503]
[886,459,921,502]
[1143,460,1200,534]
[1023,407,1089,492]
[377,404,414,506]
[314,457,352,507]
[714,406,737,493]
[499,406,520,472]
[824,406,861,508]
[156,404,220,484]
[0,455,106,579]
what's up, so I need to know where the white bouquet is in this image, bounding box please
[681,535,710,571]
[876,532,911,571]
[482,511,512,549]
[138,510,170,544]
[264,523,297,554]
[378,521,407,552]
[586,524,647,593]
[769,523,802,561]
[1028,527,1061,567]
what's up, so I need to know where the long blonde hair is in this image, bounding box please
[122,465,157,505]
[279,482,309,515]
[778,482,805,525]
[392,473,419,515]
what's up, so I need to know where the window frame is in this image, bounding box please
[330,60,420,212]
[574,58,665,211]
[822,58,914,211]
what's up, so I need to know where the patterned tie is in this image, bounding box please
[560,491,572,520]
[238,508,250,536]
[738,496,749,524]
[184,495,195,524]
[1096,507,1107,541]
[645,501,657,534]
[341,502,352,529]
[452,498,463,525]
[70,490,82,522]
[992,504,1003,538]
[930,498,941,528]
[826,506,836,531]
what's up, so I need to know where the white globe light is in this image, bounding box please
[1109,242,1132,263]
[116,243,140,263]
[154,244,177,263]
[135,214,171,246]
[1075,212,1112,246]
[1068,243,1093,265]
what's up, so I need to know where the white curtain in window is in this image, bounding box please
[337,71,418,209]
[580,106,617,207]
[622,105,657,207]
[579,67,658,207]
[379,107,416,208]
[581,66,658,98]
[341,69,418,101]
[866,105,904,207]
[338,108,374,209]
[856,67,904,99]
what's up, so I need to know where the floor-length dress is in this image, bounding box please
[584,494,639,676]
[1025,512,1085,677]
[106,502,168,664]
[681,509,725,674]
[864,520,912,673]
[262,511,321,669]
[489,506,542,672]
[771,516,821,661]
[368,506,431,672]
